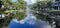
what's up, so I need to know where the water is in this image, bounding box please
[8,7,52,28]
[8,0,51,28]
[24,7,36,24]
[8,7,37,28]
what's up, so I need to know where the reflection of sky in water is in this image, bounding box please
[8,8,51,28]
[8,19,35,28]
[8,19,51,28]
[8,5,51,28]
[8,0,51,28]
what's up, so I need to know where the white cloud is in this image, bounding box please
[31,0,36,3]
[25,0,36,4]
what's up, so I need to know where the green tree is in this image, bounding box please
[31,1,47,20]
[31,1,53,20]
[0,0,27,27]
[47,1,53,9]
[31,1,47,9]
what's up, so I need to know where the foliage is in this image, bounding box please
[15,12,26,20]
[3,0,27,10]
[31,1,47,20]
[31,1,47,9]
[0,0,27,27]
[31,1,54,24]
[3,10,26,26]
[12,0,27,9]
[47,1,53,9]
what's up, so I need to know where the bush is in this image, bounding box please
[2,10,26,26]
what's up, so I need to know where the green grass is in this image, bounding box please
[47,10,60,14]
[47,10,60,12]
[4,10,18,13]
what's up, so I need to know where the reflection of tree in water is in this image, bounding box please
[46,13,60,28]
[0,0,27,28]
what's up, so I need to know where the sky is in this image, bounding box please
[25,0,36,4]
[12,0,18,2]
[12,0,36,4]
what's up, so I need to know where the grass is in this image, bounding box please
[47,10,60,14]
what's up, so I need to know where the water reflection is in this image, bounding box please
[8,7,51,28]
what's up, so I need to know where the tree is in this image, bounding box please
[4,0,12,9]
[31,1,47,20]
[31,1,54,25]
[47,1,53,9]
[31,1,48,10]
[0,0,27,27]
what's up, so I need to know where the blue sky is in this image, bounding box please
[25,0,36,4]
[12,0,36,4]
[12,0,18,2]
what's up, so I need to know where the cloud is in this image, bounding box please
[31,0,36,3]
[25,0,36,4]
